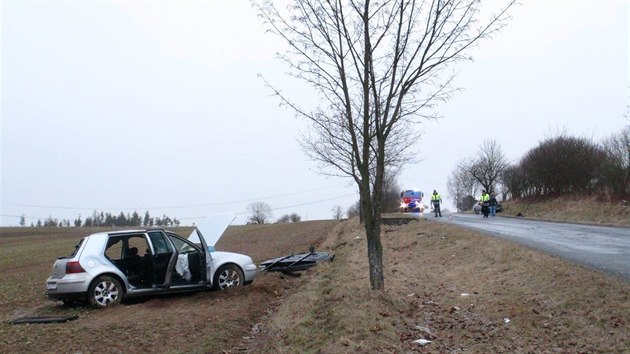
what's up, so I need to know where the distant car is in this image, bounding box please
[46,214,257,308]
[473,202,503,214]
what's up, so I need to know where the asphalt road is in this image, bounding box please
[434,213,630,281]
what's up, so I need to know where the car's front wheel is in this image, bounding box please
[212,264,244,291]
[88,275,123,308]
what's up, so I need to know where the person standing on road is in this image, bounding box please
[431,190,442,217]
[479,190,490,218]
[489,194,498,217]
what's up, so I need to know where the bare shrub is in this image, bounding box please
[331,206,344,220]
[276,213,302,223]
[500,164,527,199]
[381,172,402,213]
[519,134,606,197]
[599,127,630,198]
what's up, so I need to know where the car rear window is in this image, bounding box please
[105,237,124,260]
[57,238,84,260]
[71,239,84,256]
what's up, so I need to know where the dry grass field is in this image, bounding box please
[246,218,629,353]
[500,196,630,227]
[0,209,628,353]
[0,222,338,353]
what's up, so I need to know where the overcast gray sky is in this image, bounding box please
[1,1,628,226]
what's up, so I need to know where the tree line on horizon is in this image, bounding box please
[448,127,630,212]
[20,210,181,228]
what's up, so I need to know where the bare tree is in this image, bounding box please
[447,159,480,210]
[332,205,344,219]
[346,200,360,218]
[382,171,402,213]
[467,140,509,195]
[256,0,514,290]
[247,202,273,224]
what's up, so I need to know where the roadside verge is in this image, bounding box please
[246,217,630,352]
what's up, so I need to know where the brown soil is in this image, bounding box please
[1,217,628,353]
[0,221,338,353]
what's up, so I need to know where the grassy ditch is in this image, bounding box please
[247,218,630,353]
[500,196,630,227]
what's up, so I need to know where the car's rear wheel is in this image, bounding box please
[88,275,123,308]
[212,264,244,290]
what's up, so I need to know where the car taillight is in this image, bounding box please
[66,261,86,274]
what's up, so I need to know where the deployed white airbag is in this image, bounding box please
[175,254,191,281]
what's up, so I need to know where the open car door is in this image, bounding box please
[147,230,178,287]
[188,213,236,281]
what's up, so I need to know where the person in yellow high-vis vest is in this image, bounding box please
[479,190,490,218]
[431,190,442,217]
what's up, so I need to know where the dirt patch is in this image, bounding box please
[0,221,338,353]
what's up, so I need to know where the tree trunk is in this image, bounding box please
[359,193,365,224]
[359,0,384,290]
[358,172,384,290]
[364,213,384,290]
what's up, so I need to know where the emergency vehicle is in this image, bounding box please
[399,189,424,213]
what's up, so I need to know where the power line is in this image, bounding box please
[1,214,50,220]
[2,184,351,211]
[235,193,356,215]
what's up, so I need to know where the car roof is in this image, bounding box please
[84,230,151,240]
[107,229,147,235]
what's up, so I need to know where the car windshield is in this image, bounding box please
[402,190,421,199]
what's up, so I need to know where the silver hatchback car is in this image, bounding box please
[46,214,257,308]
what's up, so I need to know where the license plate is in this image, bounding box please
[46,283,57,290]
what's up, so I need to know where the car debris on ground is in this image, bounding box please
[10,315,78,325]
[259,246,333,275]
